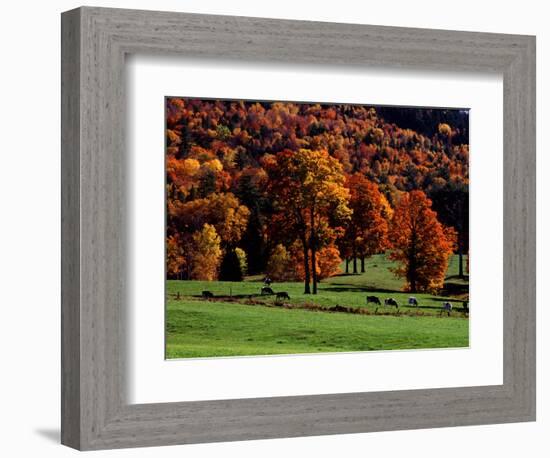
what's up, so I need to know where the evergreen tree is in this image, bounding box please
[218,249,243,281]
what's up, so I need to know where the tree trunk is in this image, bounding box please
[409,260,417,293]
[352,244,357,274]
[345,258,349,274]
[302,242,311,294]
[310,209,318,294]
[361,256,365,273]
[458,242,464,279]
[409,230,417,292]
[311,247,318,294]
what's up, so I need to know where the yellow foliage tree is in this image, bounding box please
[172,192,250,247]
[189,224,222,280]
[234,247,248,276]
[266,244,294,281]
[266,149,351,294]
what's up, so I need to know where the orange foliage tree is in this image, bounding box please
[388,190,456,292]
[343,173,389,274]
[266,149,351,294]
[316,244,343,279]
[166,234,185,279]
[290,243,342,281]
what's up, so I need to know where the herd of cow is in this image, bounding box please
[200,289,465,316]
[201,288,291,301]
[367,295,461,316]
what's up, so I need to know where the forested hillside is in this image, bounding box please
[165,98,469,293]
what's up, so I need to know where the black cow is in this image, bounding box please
[261,287,274,295]
[276,292,290,300]
[375,297,399,314]
[366,295,381,305]
[384,298,399,308]
[202,291,214,299]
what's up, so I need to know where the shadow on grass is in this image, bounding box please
[440,284,469,297]
[332,273,364,278]
[191,293,262,300]
[320,284,399,294]
[445,274,470,281]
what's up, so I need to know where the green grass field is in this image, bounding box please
[166,254,469,359]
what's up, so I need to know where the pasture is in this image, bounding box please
[166,254,469,359]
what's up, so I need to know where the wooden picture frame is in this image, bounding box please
[61,6,536,450]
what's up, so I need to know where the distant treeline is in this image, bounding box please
[377,106,469,145]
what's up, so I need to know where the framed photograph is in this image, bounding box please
[61,6,536,450]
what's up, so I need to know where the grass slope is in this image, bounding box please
[166,299,468,358]
[166,254,469,358]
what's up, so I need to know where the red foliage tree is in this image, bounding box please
[388,190,456,292]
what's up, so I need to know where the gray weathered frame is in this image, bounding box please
[61,6,536,451]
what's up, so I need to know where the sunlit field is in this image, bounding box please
[166,254,469,359]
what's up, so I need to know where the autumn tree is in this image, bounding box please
[344,173,389,274]
[388,190,456,292]
[291,243,342,281]
[266,244,295,281]
[266,149,351,294]
[170,192,250,247]
[166,234,185,279]
[189,224,222,280]
[316,245,342,279]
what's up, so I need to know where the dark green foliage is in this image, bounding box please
[240,210,267,275]
[429,181,469,277]
[198,170,216,197]
[377,107,469,145]
[218,249,243,281]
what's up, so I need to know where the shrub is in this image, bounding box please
[235,247,248,276]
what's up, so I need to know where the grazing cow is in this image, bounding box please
[408,296,419,307]
[440,301,453,316]
[375,297,399,314]
[276,292,290,300]
[384,298,399,308]
[261,286,274,295]
[366,295,381,305]
[202,291,214,299]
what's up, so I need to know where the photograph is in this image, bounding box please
[165,98,470,359]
